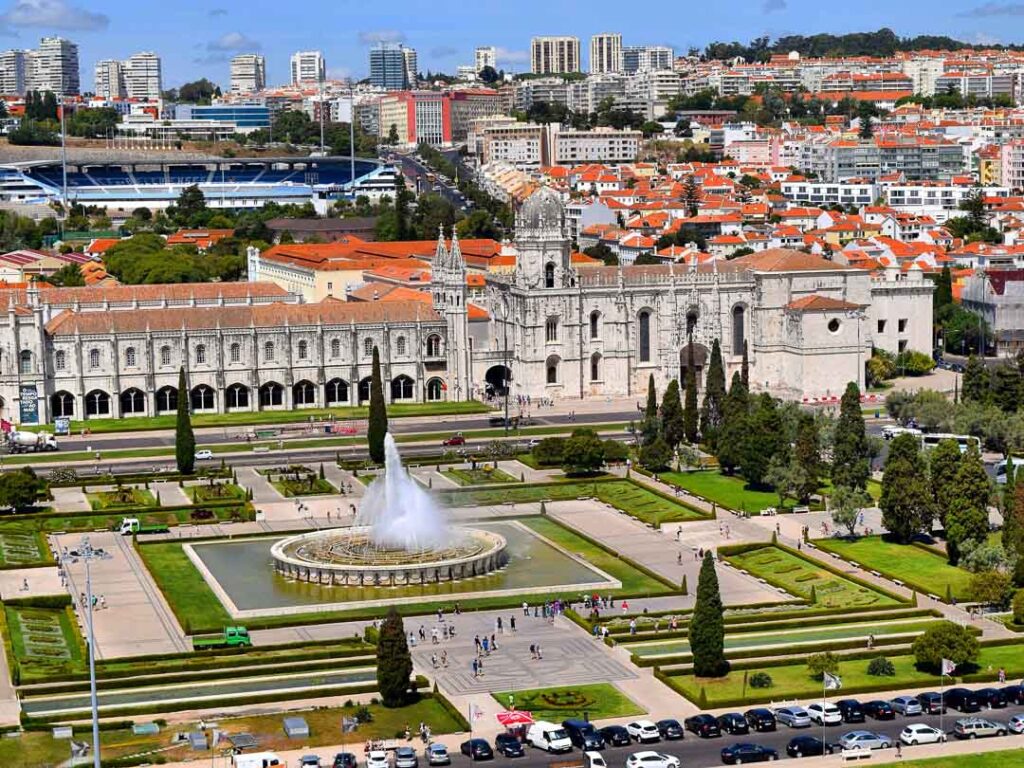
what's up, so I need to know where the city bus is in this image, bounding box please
[920,433,981,453]
[996,457,1024,484]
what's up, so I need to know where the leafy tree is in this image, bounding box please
[376,608,413,707]
[45,263,85,287]
[717,372,749,474]
[1013,589,1024,623]
[945,445,992,564]
[683,345,698,443]
[879,433,933,542]
[911,621,980,673]
[368,346,388,464]
[682,175,700,217]
[830,485,871,536]
[1006,484,1024,586]
[929,439,962,528]
[170,185,207,226]
[832,382,869,491]
[962,354,990,403]
[641,375,659,446]
[660,379,685,449]
[793,413,822,501]
[933,266,953,311]
[807,651,840,680]
[0,469,43,511]
[532,437,565,466]
[764,455,806,507]
[478,65,500,84]
[602,439,629,465]
[741,394,787,488]
[639,436,673,472]
[991,363,1021,413]
[969,570,1014,609]
[174,367,195,474]
[700,339,726,446]
[691,552,728,677]
[562,430,605,476]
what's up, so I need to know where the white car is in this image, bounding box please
[626,721,662,743]
[900,724,946,745]
[625,752,679,768]
[366,751,389,768]
[807,702,843,725]
[1009,714,1024,735]
[194,449,213,460]
[775,706,812,728]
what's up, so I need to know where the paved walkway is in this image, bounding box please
[152,480,191,506]
[49,486,90,513]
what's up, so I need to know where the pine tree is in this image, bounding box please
[691,551,728,677]
[742,393,787,488]
[684,344,699,443]
[880,433,933,543]
[934,266,953,311]
[174,366,195,474]
[741,341,749,389]
[661,379,685,449]
[376,608,413,707]
[793,413,822,502]
[700,339,726,446]
[929,438,962,528]
[991,363,1021,413]
[368,346,389,464]
[945,445,992,565]
[962,354,990,404]
[832,382,869,491]
[641,374,660,446]
[717,372,749,475]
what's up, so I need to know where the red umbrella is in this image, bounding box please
[496,711,534,726]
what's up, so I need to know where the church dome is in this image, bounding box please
[517,186,564,231]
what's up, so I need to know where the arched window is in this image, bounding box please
[293,380,315,406]
[88,348,100,370]
[325,378,349,405]
[330,338,341,358]
[544,262,555,288]
[230,342,241,363]
[195,344,207,365]
[546,356,559,384]
[51,391,74,418]
[226,383,249,409]
[191,385,215,411]
[85,390,110,416]
[363,338,374,358]
[590,311,600,340]
[125,347,137,367]
[263,341,275,362]
[426,334,442,357]
[19,349,31,374]
[686,310,698,339]
[120,388,145,415]
[732,305,746,356]
[545,317,559,343]
[396,336,407,356]
[426,378,444,401]
[638,311,651,363]
[590,353,601,382]
[54,350,66,371]
[160,345,171,366]
[259,381,284,407]
[358,376,372,403]
[391,375,414,400]
[297,340,308,360]
[155,386,178,413]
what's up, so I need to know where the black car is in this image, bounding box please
[744,709,777,733]
[720,743,779,765]
[685,714,721,738]
[460,739,494,761]
[916,692,946,715]
[976,688,1008,709]
[944,687,983,713]
[1002,685,1024,705]
[786,735,833,758]
[863,700,896,720]
[334,754,358,768]
[835,699,865,723]
[656,719,684,740]
[717,713,749,736]
[598,725,631,747]
[493,735,524,758]
[562,720,604,750]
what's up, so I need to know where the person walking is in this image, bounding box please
[440,650,448,668]
[471,658,479,678]
[510,616,516,633]
[496,616,503,634]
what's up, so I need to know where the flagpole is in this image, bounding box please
[939,672,945,738]
[822,675,827,760]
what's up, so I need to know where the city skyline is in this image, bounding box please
[0,0,1022,89]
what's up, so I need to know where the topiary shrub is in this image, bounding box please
[749,671,773,689]
[867,656,895,677]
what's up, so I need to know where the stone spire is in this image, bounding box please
[433,225,449,271]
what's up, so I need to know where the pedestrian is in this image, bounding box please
[99,595,106,610]
[418,625,426,641]
[472,658,479,678]
[536,643,542,660]
[677,551,682,565]
[474,634,481,654]
[408,632,416,647]
[482,636,489,655]
[430,653,438,669]
[437,608,444,622]
[491,632,497,650]
[522,601,529,616]
[431,627,439,644]
[441,650,448,668]
[629,619,637,635]
[477,657,484,676]
[999,667,1006,683]
[529,643,536,659]
[21,578,28,591]
[497,616,503,634]
[675,529,680,542]
[621,599,629,613]
[510,616,516,633]
[895,743,902,759]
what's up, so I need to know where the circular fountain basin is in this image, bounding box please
[270,526,508,587]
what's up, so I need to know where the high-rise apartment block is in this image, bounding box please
[230,54,266,94]
[475,46,497,72]
[94,59,123,99]
[369,43,412,90]
[622,45,673,74]
[403,47,418,87]
[0,49,27,95]
[589,33,622,74]
[6,37,80,95]
[290,50,325,85]
[530,36,580,74]
[94,52,161,100]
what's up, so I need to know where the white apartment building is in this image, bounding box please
[25,37,79,95]
[590,33,622,74]
[514,77,570,110]
[481,122,546,165]
[531,36,580,74]
[551,126,640,165]
[0,49,27,95]
[403,48,418,87]
[93,59,123,99]
[475,46,497,72]
[290,50,325,85]
[230,54,266,94]
[124,52,162,100]
[622,45,673,74]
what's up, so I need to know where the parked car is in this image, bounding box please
[953,718,1008,739]
[975,688,1008,709]
[425,744,450,766]
[460,740,493,761]
[720,743,779,764]
[684,714,721,738]
[493,735,524,758]
[915,692,946,715]
[890,696,923,716]
[563,720,604,751]
[626,721,662,743]
[442,434,466,446]
[1002,685,1024,705]
[744,709,777,732]
[526,723,572,753]
[394,748,418,768]
[655,719,684,740]
[194,449,213,460]
[863,701,896,721]
[786,736,832,758]
[838,731,892,750]
[333,754,358,768]
[300,757,322,768]
[625,752,678,768]
[366,751,389,768]
[900,724,945,746]
[598,726,631,747]
[835,699,866,723]
[1009,714,1024,735]
[944,688,983,713]
[774,706,811,728]
[717,713,749,736]
[807,702,843,725]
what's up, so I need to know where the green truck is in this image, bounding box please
[192,626,252,650]
[118,518,170,535]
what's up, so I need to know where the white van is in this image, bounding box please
[526,721,573,753]
[233,752,284,768]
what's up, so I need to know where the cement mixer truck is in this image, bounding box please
[6,431,58,453]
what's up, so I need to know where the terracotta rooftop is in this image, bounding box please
[786,294,864,312]
[0,282,290,306]
[729,248,855,272]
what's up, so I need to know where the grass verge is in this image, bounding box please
[492,683,643,720]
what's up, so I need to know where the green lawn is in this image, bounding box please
[85,488,156,510]
[136,542,233,632]
[816,536,973,600]
[895,751,1024,768]
[0,530,49,566]
[189,482,246,503]
[725,545,900,608]
[660,470,880,513]
[4,604,86,683]
[272,477,338,497]
[0,506,250,540]
[492,684,643,720]
[444,466,520,486]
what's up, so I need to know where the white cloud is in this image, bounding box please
[959,2,1024,17]
[0,0,108,31]
[206,31,261,52]
[358,30,405,45]
[763,0,786,12]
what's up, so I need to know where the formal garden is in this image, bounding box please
[492,683,643,720]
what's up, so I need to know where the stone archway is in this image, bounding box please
[679,342,710,390]
[484,365,511,397]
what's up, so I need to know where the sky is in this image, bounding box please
[2,0,1024,89]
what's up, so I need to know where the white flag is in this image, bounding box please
[824,672,843,691]
[470,704,484,722]
[941,658,957,676]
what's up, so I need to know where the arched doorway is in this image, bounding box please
[226,383,250,410]
[679,343,710,391]
[293,380,316,407]
[155,386,178,414]
[325,378,349,406]
[357,376,373,404]
[191,385,215,412]
[120,388,146,416]
[258,382,284,409]
[426,378,445,402]
[484,365,511,397]
[84,390,111,418]
[51,391,74,418]
[390,375,414,401]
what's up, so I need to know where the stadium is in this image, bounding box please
[0,156,397,213]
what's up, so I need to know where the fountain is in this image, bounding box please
[270,434,508,587]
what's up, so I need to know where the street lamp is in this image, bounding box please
[78,537,110,768]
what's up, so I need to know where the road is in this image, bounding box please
[396,151,468,208]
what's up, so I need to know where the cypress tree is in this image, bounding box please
[376,607,413,707]
[832,382,869,491]
[684,343,698,443]
[716,372,749,475]
[741,340,749,389]
[174,366,195,474]
[962,354,989,404]
[700,339,726,446]
[934,265,953,311]
[691,551,727,677]
[945,445,992,565]
[661,379,685,449]
[793,413,822,502]
[1006,484,1024,586]
[641,374,660,446]
[368,345,388,464]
